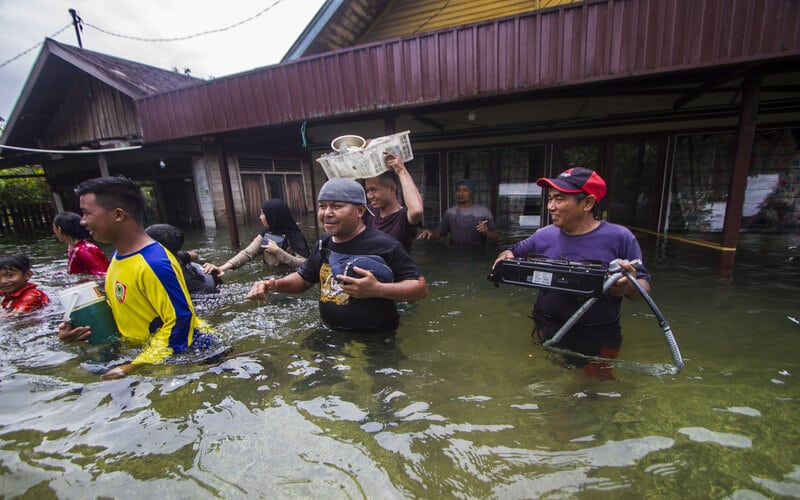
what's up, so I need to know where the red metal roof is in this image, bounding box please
[137,0,800,143]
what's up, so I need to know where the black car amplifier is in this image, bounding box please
[488,257,608,297]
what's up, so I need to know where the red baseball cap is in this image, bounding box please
[536,167,606,202]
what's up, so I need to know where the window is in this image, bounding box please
[496,146,546,229]
[238,157,306,226]
[405,153,440,227]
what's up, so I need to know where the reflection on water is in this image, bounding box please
[1,224,799,497]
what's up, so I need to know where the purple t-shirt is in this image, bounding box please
[438,204,496,246]
[509,221,649,327]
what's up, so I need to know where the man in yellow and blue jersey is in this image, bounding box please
[58,176,208,380]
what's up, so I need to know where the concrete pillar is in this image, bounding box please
[191,156,216,230]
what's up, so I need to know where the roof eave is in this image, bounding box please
[44,39,151,99]
[282,0,345,62]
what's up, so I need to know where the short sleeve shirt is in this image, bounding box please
[1,282,49,313]
[438,204,496,246]
[106,242,201,364]
[68,240,110,275]
[297,227,423,332]
[509,221,649,327]
[367,206,417,252]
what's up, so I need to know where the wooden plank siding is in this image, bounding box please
[360,0,581,40]
[136,0,800,143]
[41,73,141,147]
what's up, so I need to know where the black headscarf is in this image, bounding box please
[261,199,310,257]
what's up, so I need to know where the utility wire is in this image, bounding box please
[0,23,72,70]
[83,0,285,42]
[1,0,286,70]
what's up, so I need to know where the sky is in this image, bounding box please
[0,0,327,124]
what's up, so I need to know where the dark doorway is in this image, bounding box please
[157,177,202,228]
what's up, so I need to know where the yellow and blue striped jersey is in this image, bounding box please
[105,241,200,365]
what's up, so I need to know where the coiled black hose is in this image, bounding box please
[543,260,684,371]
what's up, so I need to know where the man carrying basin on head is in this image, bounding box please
[363,151,424,253]
[492,167,650,378]
[57,176,212,380]
[247,178,428,333]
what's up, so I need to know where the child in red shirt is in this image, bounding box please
[0,254,50,316]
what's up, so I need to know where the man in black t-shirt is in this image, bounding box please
[247,178,428,333]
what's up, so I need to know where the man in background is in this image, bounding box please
[418,179,499,246]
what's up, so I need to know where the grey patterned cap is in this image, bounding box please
[317,178,367,205]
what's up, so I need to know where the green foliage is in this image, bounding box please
[0,166,51,205]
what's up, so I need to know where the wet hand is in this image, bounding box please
[493,250,514,268]
[202,262,224,277]
[383,151,405,172]
[57,321,91,343]
[337,267,381,298]
[261,239,279,255]
[101,363,134,380]
[608,260,637,298]
[247,278,277,301]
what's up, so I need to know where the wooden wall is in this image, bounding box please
[360,0,581,41]
[42,73,141,147]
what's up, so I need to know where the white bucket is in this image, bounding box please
[57,282,105,319]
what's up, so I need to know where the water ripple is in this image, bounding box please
[679,427,752,448]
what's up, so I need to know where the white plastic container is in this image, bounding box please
[317,130,414,179]
[57,282,105,316]
[58,282,118,344]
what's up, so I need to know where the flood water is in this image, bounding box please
[1,220,799,498]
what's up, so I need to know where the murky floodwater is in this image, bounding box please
[1,220,799,498]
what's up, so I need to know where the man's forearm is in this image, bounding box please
[273,272,312,294]
[397,168,424,225]
[378,277,428,301]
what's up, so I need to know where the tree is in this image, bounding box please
[0,166,51,205]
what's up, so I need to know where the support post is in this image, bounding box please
[215,138,240,249]
[97,153,109,177]
[720,69,762,269]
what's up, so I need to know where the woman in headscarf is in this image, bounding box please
[202,199,310,276]
[52,211,110,276]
